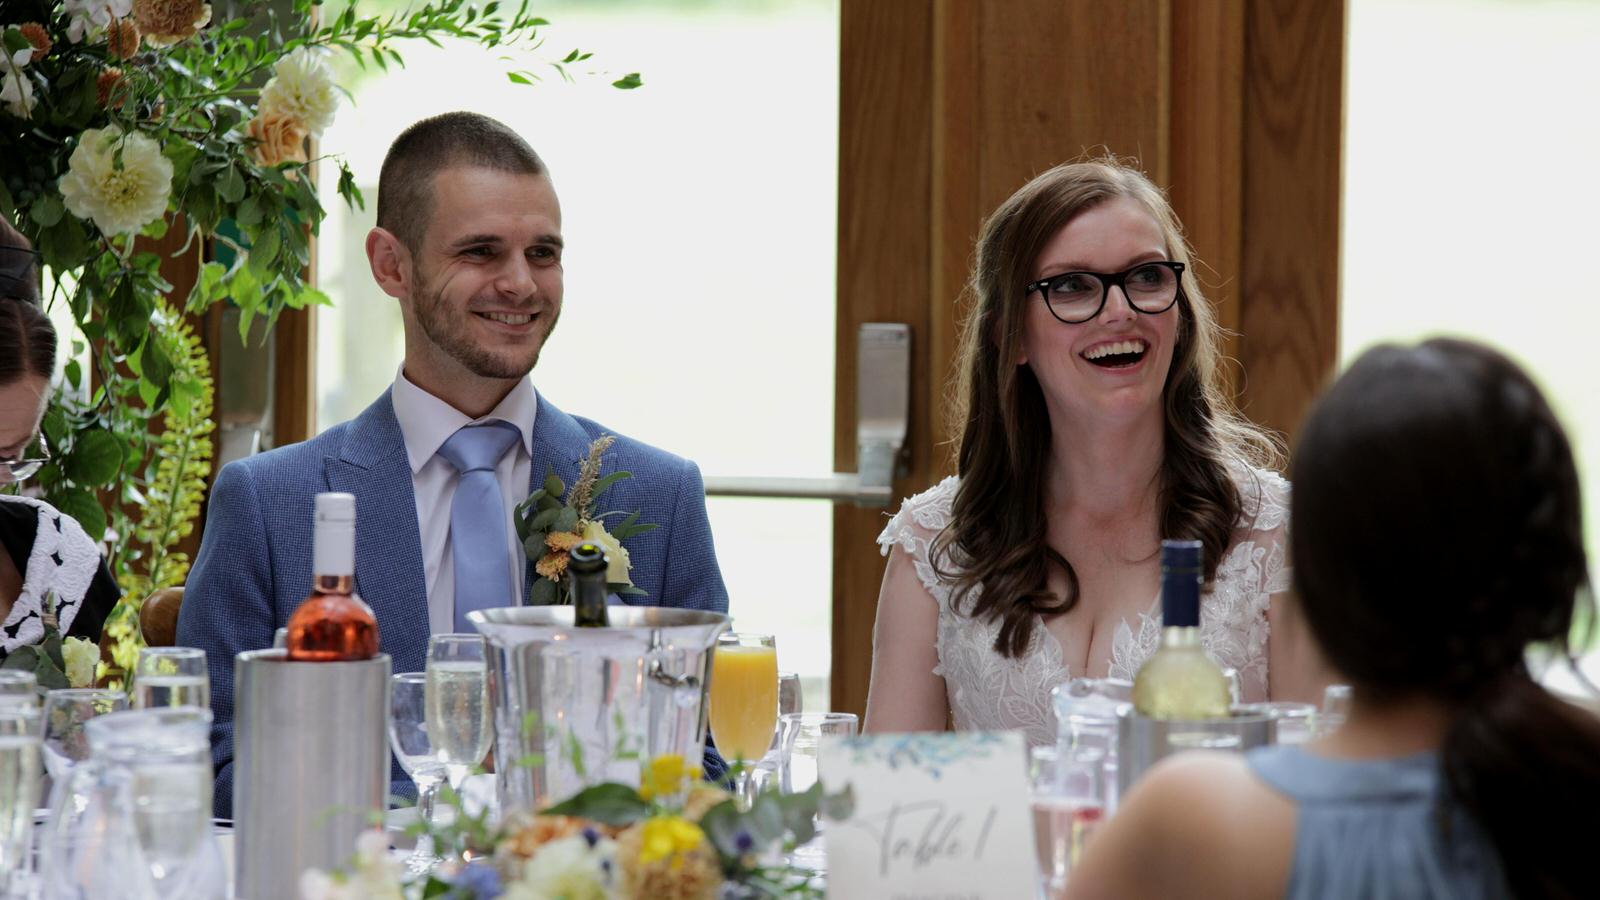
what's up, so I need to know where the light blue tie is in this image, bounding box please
[437,421,523,632]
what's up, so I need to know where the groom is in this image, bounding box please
[179,111,729,816]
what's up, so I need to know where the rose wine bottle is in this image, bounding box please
[287,492,379,661]
[568,542,611,628]
[1131,540,1230,719]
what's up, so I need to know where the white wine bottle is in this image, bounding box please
[1132,539,1231,719]
[568,542,611,628]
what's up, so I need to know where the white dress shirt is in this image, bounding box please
[391,367,536,635]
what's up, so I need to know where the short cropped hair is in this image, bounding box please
[375,111,548,253]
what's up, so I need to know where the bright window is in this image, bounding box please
[315,0,839,709]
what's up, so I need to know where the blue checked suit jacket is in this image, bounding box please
[177,389,730,816]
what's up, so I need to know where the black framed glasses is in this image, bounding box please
[0,434,50,485]
[1025,260,1185,324]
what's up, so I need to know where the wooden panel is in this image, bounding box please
[930,0,978,463]
[832,0,936,717]
[271,307,316,445]
[1238,0,1345,437]
[1167,0,1246,387]
[978,0,1168,207]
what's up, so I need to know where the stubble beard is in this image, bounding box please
[411,269,558,380]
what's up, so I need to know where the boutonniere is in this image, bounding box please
[515,435,657,606]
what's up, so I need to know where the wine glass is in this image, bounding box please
[133,647,211,711]
[707,632,778,810]
[1029,743,1106,896]
[390,673,447,874]
[777,711,857,871]
[425,634,493,795]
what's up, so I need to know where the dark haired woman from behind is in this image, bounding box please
[1067,337,1600,900]
[0,218,115,655]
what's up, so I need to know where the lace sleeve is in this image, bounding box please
[876,476,961,609]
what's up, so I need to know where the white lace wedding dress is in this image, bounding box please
[876,465,1291,747]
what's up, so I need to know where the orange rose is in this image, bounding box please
[246,112,308,168]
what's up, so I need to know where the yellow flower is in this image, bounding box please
[616,817,719,900]
[580,520,632,586]
[59,126,173,236]
[638,754,696,802]
[62,637,99,688]
[637,815,705,867]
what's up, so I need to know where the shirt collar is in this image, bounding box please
[390,366,537,474]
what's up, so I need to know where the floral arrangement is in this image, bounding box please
[515,435,657,606]
[0,0,635,631]
[302,753,853,900]
[0,591,102,689]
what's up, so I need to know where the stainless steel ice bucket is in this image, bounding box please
[234,649,391,899]
[468,606,729,816]
[1115,704,1274,797]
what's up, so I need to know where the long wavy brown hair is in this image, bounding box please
[932,159,1279,658]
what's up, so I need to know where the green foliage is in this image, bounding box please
[0,1,639,597]
[117,306,214,601]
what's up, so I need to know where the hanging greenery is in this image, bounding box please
[0,0,639,603]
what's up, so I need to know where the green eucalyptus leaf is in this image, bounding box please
[30,195,64,228]
[1,647,38,673]
[528,576,558,606]
[530,506,562,531]
[543,468,564,498]
[540,783,650,827]
[554,507,578,534]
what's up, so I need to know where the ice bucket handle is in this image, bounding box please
[649,658,700,690]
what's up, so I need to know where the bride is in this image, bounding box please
[865,160,1327,746]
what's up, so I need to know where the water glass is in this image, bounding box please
[1236,701,1318,745]
[778,711,857,871]
[40,708,222,899]
[708,633,778,810]
[1029,743,1106,898]
[0,707,41,894]
[0,672,37,709]
[391,673,447,872]
[425,634,492,792]
[133,647,210,711]
[1319,684,1352,737]
[751,672,803,792]
[41,688,128,782]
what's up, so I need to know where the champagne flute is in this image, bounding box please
[707,632,778,810]
[425,634,493,795]
[390,673,447,874]
[133,647,211,711]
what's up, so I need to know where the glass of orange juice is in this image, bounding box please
[708,632,779,808]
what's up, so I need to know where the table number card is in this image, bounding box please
[821,731,1035,900]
